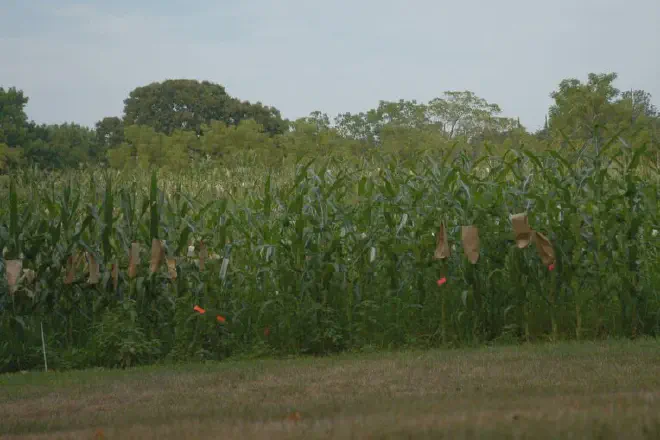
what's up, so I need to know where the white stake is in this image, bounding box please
[40,321,48,372]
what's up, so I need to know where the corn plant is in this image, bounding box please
[1,137,660,373]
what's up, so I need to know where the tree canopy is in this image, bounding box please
[122,79,288,136]
[547,73,658,149]
[0,87,29,149]
[1,72,658,171]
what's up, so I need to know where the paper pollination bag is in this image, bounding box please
[199,241,208,271]
[150,238,164,274]
[128,242,140,279]
[461,225,480,264]
[111,261,119,291]
[167,258,177,280]
[6,259,22,294]
[534,232,555,266]
[511,213,534,249]
[87,252,100,285]
[22,268,36,284]
[64,253,81,285]
[433,223,450,260]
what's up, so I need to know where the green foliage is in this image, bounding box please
[47,123,97,168]
[95,116,125,157]
[0,143,22,172]
[0,87,29,171]
[199,119,276,165]
[19,123,99,170]
[548,72,660,150]
[0,87,29,149]
[123,79,234,135]
[427,90,518,141]
[2,128,660,373]
[4,72,659,173]
[1,71,659,372]
[228,99,289,135]
[90,300,161,369]
[122,79,288,136]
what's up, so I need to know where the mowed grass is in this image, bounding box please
[1,340,660,439]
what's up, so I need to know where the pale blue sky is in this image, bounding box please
[1,0,659,131]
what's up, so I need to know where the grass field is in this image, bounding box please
[2,339,660,439]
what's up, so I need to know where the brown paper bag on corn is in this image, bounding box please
[111,261,119,291]
[6,259,22,294]
[87,252,100,284]
[511,213,533,249]
[434,223,450,260]
[534,232,555,266]
[150,238,164,274]
[167,258,177,280]
[461,225,480,264]
[128,242,140,278]
[64,254,81,285]
[199,241,208,271]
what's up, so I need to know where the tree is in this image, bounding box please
[47,124,95,168]
[281,112,347,158]
[334,110,381,144]
[305,111,332,131]
[95,117,125,151]
[199,119,276,165]
[548,73,621,142]
[52,123,96,167]
[620,90,658,120]
[123,79,234,135]
[227,100,289,135]
[426,91,504,141]
[20,122,53,168]
[122,79,288,137]
[334,100,428,145]
[548,72,658,150]
[375,99,428,129]
[0,142,23,171]
[379,124,447,157]
[18,122,96,169]
[166,129,197,171]
[107,125,164,169]
[0,87,29,149]
[614,90,660,152]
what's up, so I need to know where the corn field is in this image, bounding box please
[1,142,659,373]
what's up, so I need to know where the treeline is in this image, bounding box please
[1,73,658,171]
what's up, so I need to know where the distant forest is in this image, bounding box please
[1,72,658,171]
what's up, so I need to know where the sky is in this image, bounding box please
[1,0,659,131]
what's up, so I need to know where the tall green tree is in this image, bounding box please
[281,112,347,158]
[50,123,97,167]
[334,110,381,144]
[548,73,621,143]
[199,119,276,165]
[0,142,23,171]
[122,79,288,137]
[0,87,29,169]
[334,100,428,145]
[548,72,658,151]
[0,86,29,148]
[426,91,507,140]
[621,90,658,120]
[227,100,289,135]
[166,129,197,170]
[376,99,429,129]
[123,79,234,135]
[107,125,161,169]
[95,117,125,150]
[23,123,96,169]
[20,122,53,168]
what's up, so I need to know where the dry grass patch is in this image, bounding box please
[1,339,660,439]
